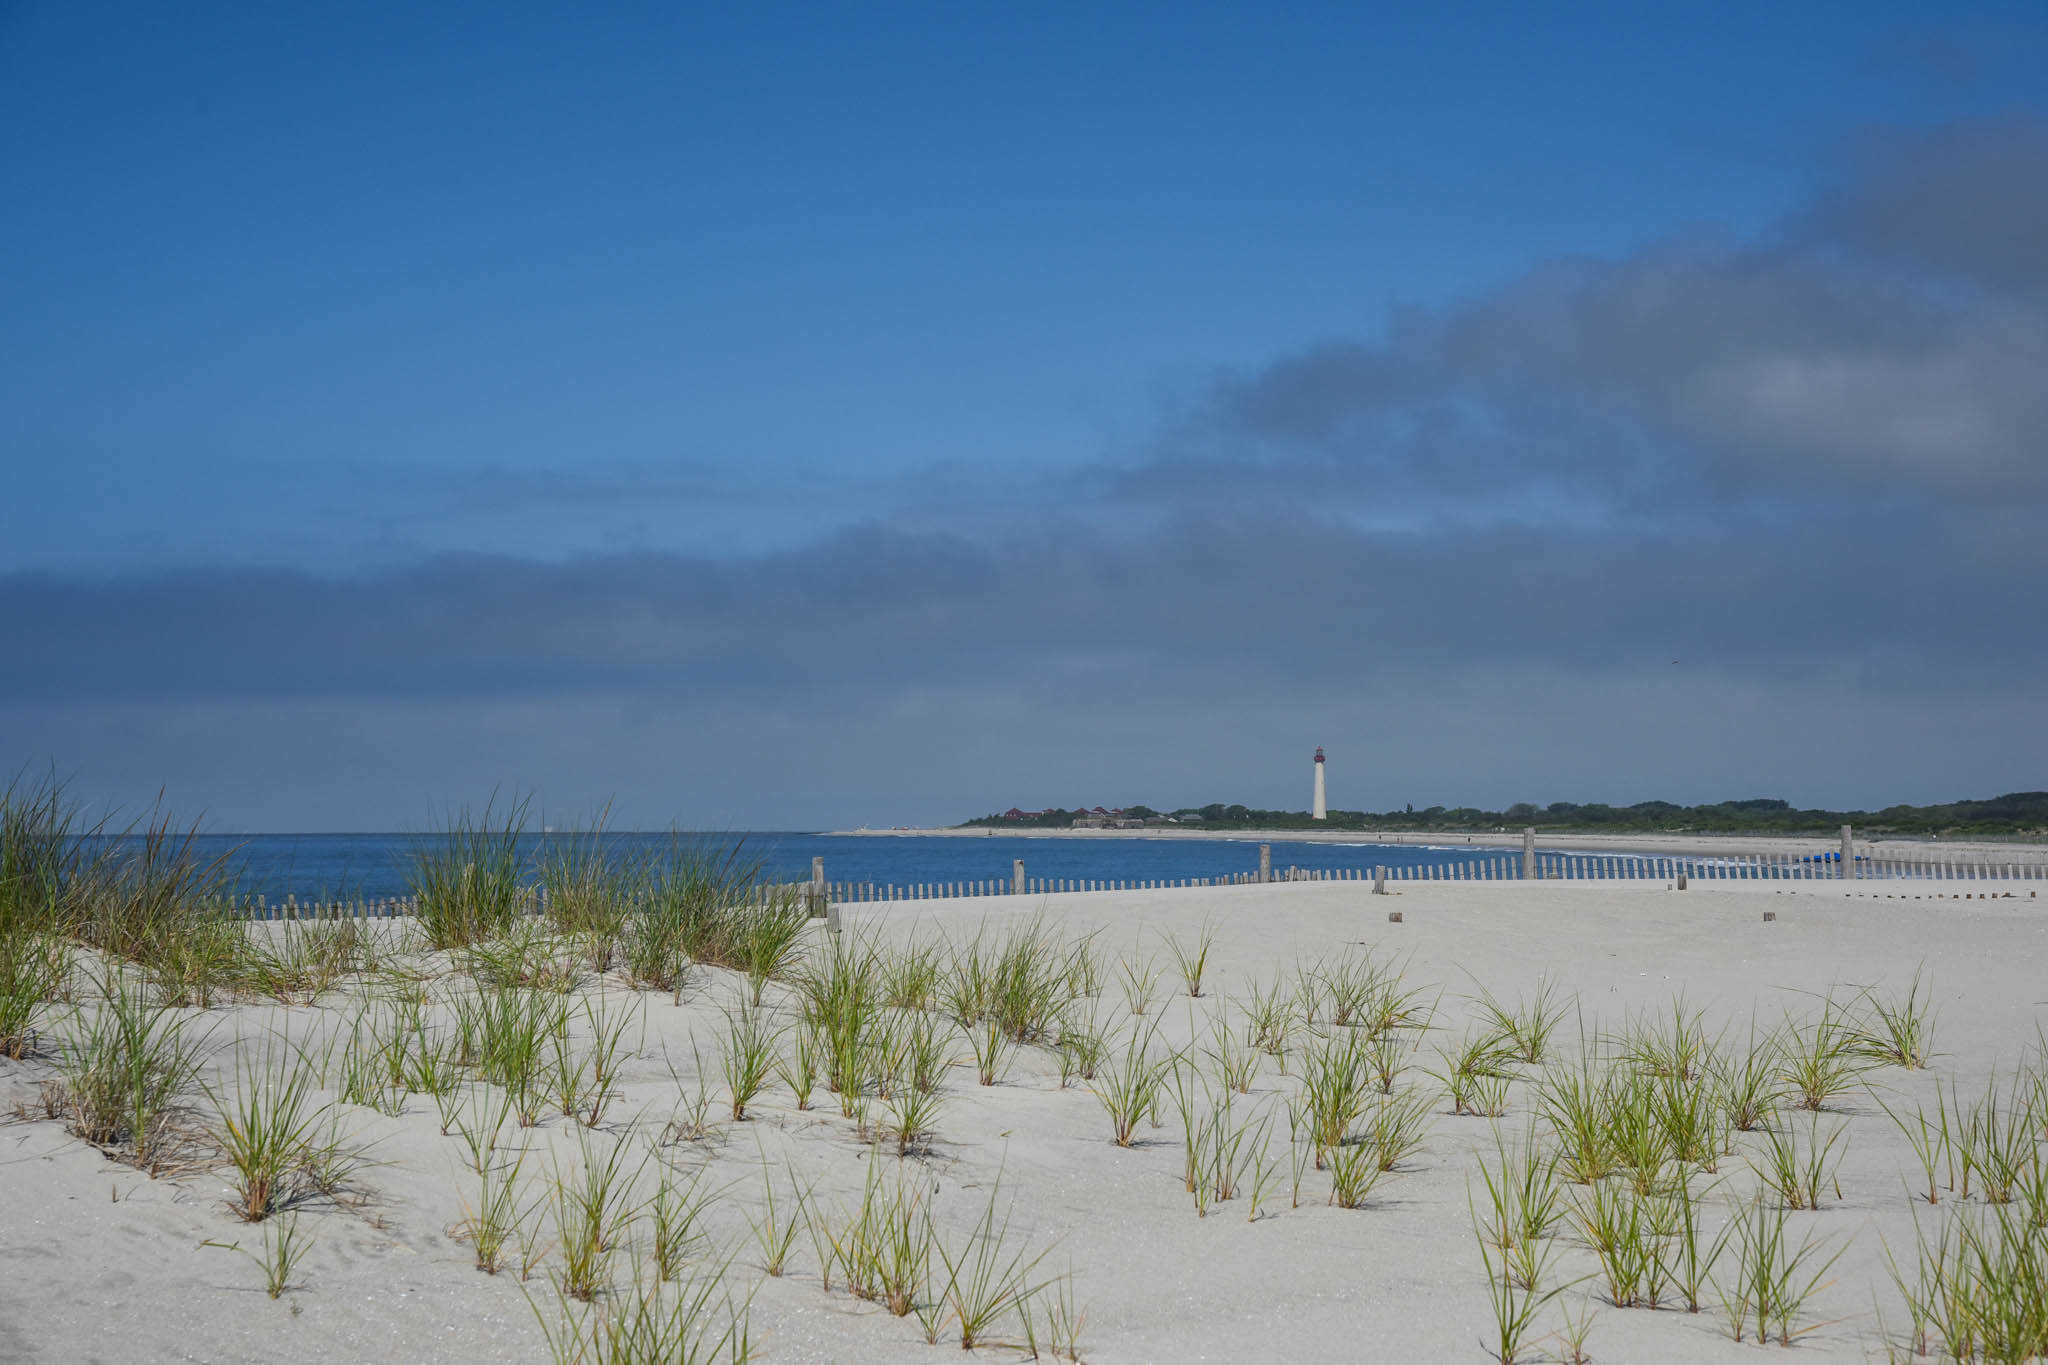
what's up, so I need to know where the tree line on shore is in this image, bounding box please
[964,791,2048,837]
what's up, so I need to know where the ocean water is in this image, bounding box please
[105,831,1521,902]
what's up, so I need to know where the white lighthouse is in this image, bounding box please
[1312,746,1327,820]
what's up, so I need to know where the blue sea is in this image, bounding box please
[125,831,1523,902]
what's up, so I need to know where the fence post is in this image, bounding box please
[1374,865,1386,894]
[1259,844,1271,884]
[806,857,826,917]
[1840,825,1855,880]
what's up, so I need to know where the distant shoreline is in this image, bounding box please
[825,825,2048,861]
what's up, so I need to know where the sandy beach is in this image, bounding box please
[3,875,2044,1363]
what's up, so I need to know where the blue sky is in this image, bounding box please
[4,3,2046,828]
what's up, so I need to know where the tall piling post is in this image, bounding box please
[1522,827,1535,880]
[1259,844,1271,884]
[1840,825,1855,880]
[809,856,827,918]
[1012,859,1025,895]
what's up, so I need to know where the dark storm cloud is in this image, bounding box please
[1812,116,2048,299]
[1148,117,2048,504]
[5,503,2043,712]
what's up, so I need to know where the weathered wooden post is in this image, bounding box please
[1840,825,1855,880]
[1374,865,1386,894]
[1259,844,1271,884]
[809,857,827,918]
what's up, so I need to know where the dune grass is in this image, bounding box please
[553,1130,646,1302]
[204,1212,310,1300]
[460,1145,531,1275]
[537,807,636,974]
[0,930,68,1059]
[56,965,206,1172]
[530,1256,754,1365]
[1092,1015,1170,1147]
[207,1036,329,1221]
[1852,969,1937,1070]
[936,1176,1059,1351]
[746,1156,812,1278]
[408,796,532,952]
[1719,1193,1842,1346]
[718,1005,779,1121]
[1778,996,1872,1111]
[1163,920,1216,998]
[1753,1112,1848,1211]
[1473,977,1572,1066]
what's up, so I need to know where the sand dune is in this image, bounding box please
[2,876,2043,1362]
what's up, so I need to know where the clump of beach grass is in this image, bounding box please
[746,1155,812,1278]
[1473,977,1572,1066]
[0,770,92,942]
[883,1068,946,1156]
[719,1004,779,1120]
[827,1157,936,1316]
[1241,975,1292,1061]
[0,930,69,1059]
[882,939,944,1013]
[650,1164,717,1282]
[963,1011,1012,1088]
[1299,1030,1371,1167]
[207,1036,331,1221]
[204,1212,311,1300]
[1752,1112,1848,1211]
[1539,1049,1617,1185]
[1715,1019,1785,1134]
[1117,952,1160,1016]
[1167,1059,1273,1215]
[798,934,885,1116]
[537,807,638,975]
[1473,1204,1570,1364]
[942,918,1071,1044]
[1433,1028,1518,1118]
[56,965,206,1172]
[408,795,532,951]
[1889,1203,2048,1362]
[530,1256,755,1365]
[553,1130,646,1302]
[1717,1193,1842,1346]
[936,1175,1060,1351]
[1850,968,1937,1070]
[621,835,790,995]
[459,1145,532,1275]
[1092,1016,1170,1147]
[1777,996,1871,1111]
[1474,1121,1566,1272]
[1163,920,1216,998]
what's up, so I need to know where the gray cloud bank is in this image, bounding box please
[6,117,2045,827]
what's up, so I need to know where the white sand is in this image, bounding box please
[3,877,2043,1363]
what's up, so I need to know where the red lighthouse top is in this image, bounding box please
[1314,746,1325,763]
